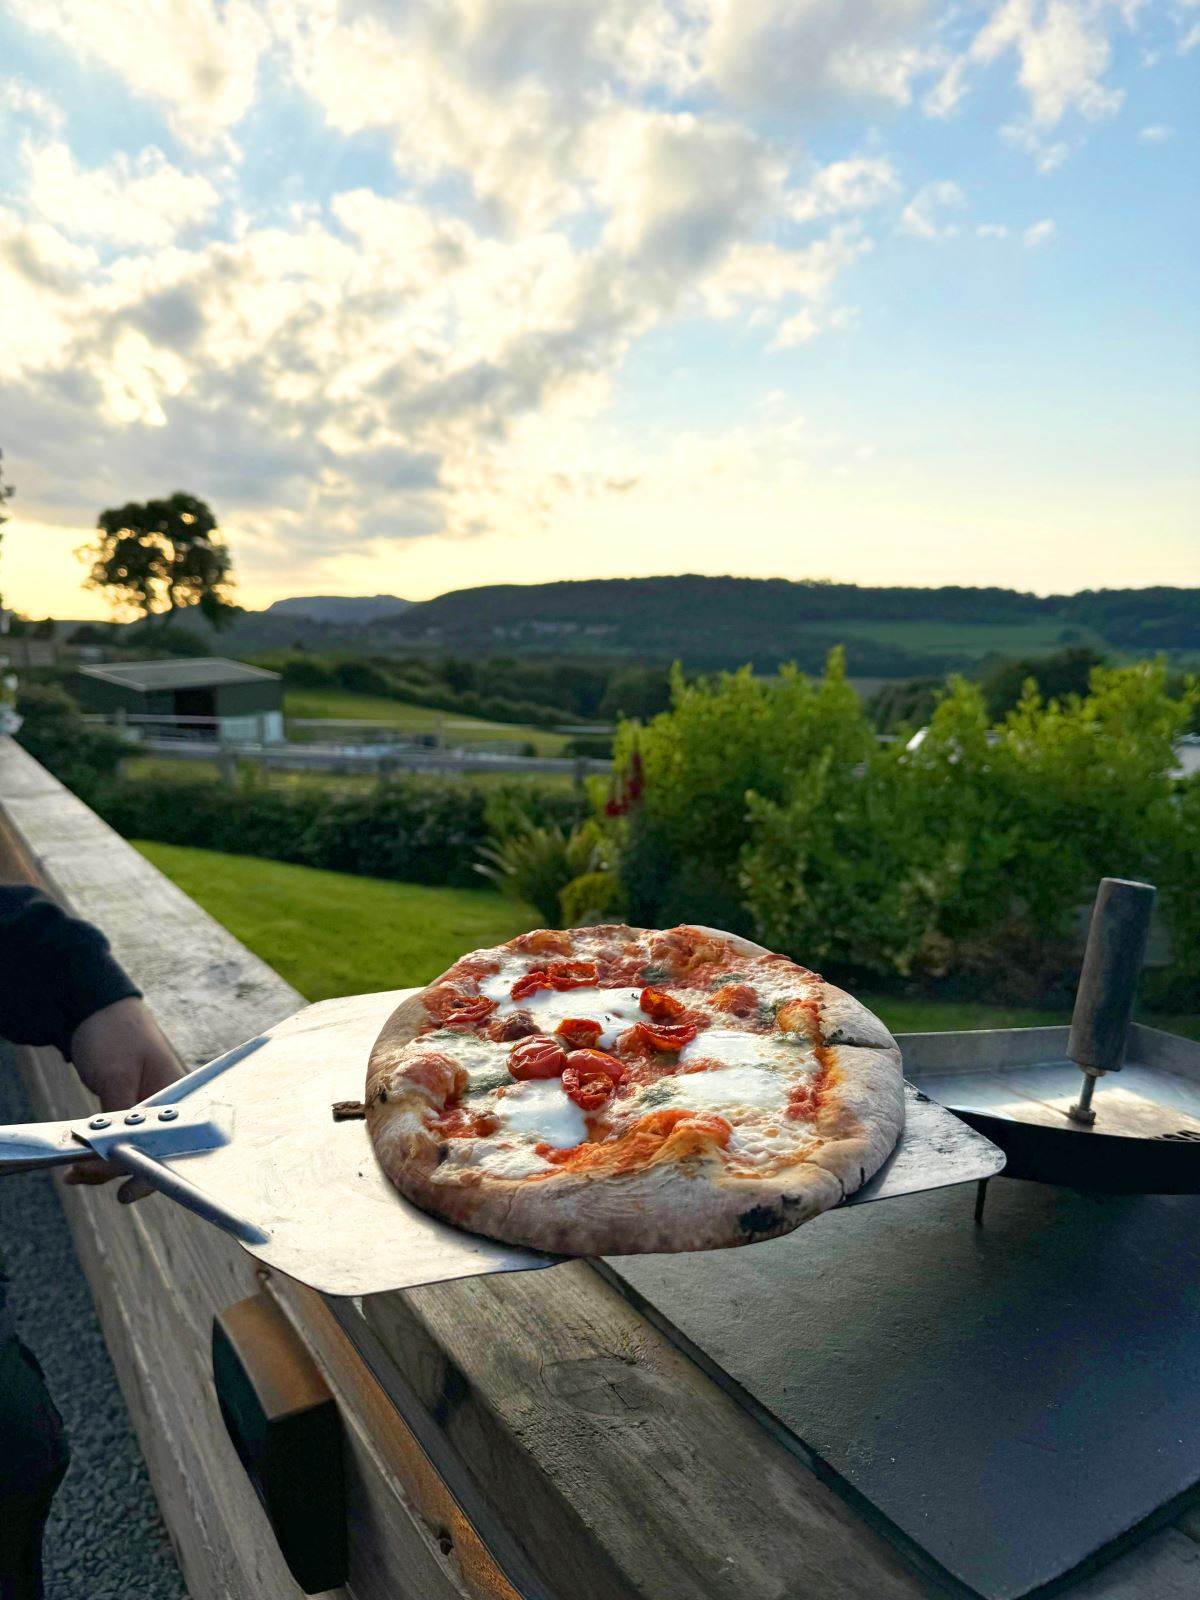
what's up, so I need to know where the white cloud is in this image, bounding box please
[1137,123,1173,142]
[770,303,858,349]
[791,156,900,223]
[0,78,65,131]
[704,0,935,110]
[971,0,1125,126]
[1023,217,1058,246]
[977,222,1010,237]
[1000,119,1074,171]
[24,142,219,248]
[6,0,267,147]
[899,179,966,240]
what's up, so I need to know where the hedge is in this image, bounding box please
[89,773,585,889]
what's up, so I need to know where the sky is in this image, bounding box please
[0,0,1197,620]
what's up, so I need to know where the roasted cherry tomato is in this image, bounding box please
[424,983,477,1021]
[555,1016,604,1049]
[561,1049,625,1111]
[640,985,687,1020]
[508,1035,568,1080]
[630,1019,698,1053]
[510,969,554,1001]
[547,960,599,990]
[442,996,497,1030]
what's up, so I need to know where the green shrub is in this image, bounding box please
[559,869,627,927]
[15,683,129,801]
[475,819,605,923]
[482,782,586,839]
[613,649,872,927]
[608,653,1199,1000]
[88,771,579,891]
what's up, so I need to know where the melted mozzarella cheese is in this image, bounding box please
[470,1142,552,1178]
[490,982,648,1035]
[651,1065,790,1117]
[419,1029,509,1088]
[677,1028,816,1073]
[493,1079,587,1147]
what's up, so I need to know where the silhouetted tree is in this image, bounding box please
[85,492,236,627]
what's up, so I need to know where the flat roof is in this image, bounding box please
[77,657,281,692]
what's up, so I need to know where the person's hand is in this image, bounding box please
[65,997,183,1204]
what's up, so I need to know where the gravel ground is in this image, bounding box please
[0,1045,188,1600]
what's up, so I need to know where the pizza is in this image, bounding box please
[365,924,903,1256]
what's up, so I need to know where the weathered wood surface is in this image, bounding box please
[3,736,1198,1600]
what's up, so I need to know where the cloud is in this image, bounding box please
[1023,217,1058,246]
[0,78,65,131]
[791,156,900,223]
[704,0,935,110]
[970,0,1125,126]
[770,303,858,349]
[899,179,966,239]
[1137,123,1173,142]
[977,222,1010,237]
[23,141,219,248]
[1001,120,1073,171]
[5,0,267,147]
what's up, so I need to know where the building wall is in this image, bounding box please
[211,680,283,717]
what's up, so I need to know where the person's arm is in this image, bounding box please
[0,884,142,1057]
[1,884,182,1200]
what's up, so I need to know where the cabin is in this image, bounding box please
[74,657,284,742]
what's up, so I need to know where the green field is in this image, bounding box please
[133,842,537,999]
[804,618,1105,661]
[132,843,1198,1038]
[283,689,570,755]
[121,754,575,793]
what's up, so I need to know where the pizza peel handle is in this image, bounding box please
[1066,878,1155,1125]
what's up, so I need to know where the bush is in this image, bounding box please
[88,770,580,891]
[612,649,872,928]
[608,653,1199,1000]
[15,684,129,802]
[475,819,605,923]
[482,782,586,839]
[559,869,627,926]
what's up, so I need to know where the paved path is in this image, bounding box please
[0,1046,187,1600]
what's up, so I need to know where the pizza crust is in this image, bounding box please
[366,927,903,1256]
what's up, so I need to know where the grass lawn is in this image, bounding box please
[134,842,1198,1039]
[283,689,570,756]
[132,841,537,1000]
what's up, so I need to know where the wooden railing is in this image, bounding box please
[3,737,1191,1600]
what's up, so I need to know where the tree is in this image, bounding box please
[84,492,236,627]
[980,646,1106,721]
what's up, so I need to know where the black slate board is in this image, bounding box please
[602,1179,1200,1599]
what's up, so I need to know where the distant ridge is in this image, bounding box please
[62,577,1199,679]
[376,576,1200,672]
[263,594,410,623]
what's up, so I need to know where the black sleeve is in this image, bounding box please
[0,885,141,1059]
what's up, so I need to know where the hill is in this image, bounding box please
[63,578,1200,679]
[379,577,1200,674]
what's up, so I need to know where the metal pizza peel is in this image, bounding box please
[0,987,1003,1296]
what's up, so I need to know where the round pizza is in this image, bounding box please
[366,924,903,1256]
